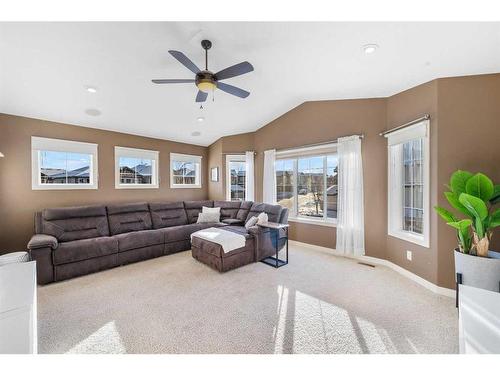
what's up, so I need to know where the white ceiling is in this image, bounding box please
[1,22,499,146]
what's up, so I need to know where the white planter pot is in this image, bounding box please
[455,249,500,292]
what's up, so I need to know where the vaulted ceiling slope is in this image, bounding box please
[1,22,499,146]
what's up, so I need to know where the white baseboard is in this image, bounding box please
[289,240,455,299]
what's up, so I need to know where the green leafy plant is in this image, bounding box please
[434,170,500,257]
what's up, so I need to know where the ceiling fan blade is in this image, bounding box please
[151,79,195,84]
[168,50,201,74]
[195,90,208,103]
[215,61,254,81]
[216,82,250,98]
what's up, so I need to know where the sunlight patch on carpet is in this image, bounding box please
[65,321,126,354]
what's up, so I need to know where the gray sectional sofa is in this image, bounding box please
[27,200,288,284]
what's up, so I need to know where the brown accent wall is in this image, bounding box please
[385,80,439,285]
[436,74,500,288]
[0,114,208,253]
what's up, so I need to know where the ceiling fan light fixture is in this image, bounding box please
[363,44,378,54]
[197,80,216,93]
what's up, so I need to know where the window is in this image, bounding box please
[170,153,202,188]
[31,137,98,190]
[386,120,430,247]
[275,144,338,225]
[226,155,246,201]
[115,147,159,189]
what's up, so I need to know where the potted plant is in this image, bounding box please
[435,170,500,292]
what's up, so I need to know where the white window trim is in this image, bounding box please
[114,146,159,189]
[31,136,98,190]
[288,216,337,227]
[275,143,338,227]
[386,120,430,248]
[170,152,202,189]
[226,154,246,201]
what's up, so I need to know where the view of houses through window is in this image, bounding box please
[227,155,246,201]
[39,150,92,184]
[276,154,338,221]
[172,161,197,185]
[119,157,152,184]
[170,153,202,188]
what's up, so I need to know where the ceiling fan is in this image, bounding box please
[152,40,254,103]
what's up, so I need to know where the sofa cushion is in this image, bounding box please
[107,202,152,235]
[149,202,188,229]
[184,200,214,224]
[40,205,110,242]
[220,225,252,239]
[246,203,282,223]
[53,237,118,265]
[113,229,164,252]
[160,222,224,243]
[214,201,241,220]
[221,218,244,225]
[236,201,253,221]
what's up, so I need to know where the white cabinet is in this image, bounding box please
[459,284,500,354]
[0,261,37,354]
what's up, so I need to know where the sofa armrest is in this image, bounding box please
[27,234,58,250]
[27,234,57,284]
[247,225,286,261]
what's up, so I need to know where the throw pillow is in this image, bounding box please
[197,212,220,224]
[202,206,221,215]
[245,216,258,229]
[257,212,268,225]
[201,206,220,222]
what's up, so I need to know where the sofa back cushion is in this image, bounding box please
[246,203,283,223]
[39,205,110,242]
[149,202,188,229]
[107,202,152,235]
[236,201,253,222]
[184,200,214,224]
[214,201,241,221]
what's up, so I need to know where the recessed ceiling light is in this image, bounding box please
[85,108,101,116]
[86,86,97,93]
[363,44,378,54]
[197,117,205,122]
[191,131,201,137]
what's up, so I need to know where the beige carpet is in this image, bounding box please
[38,243,458,354]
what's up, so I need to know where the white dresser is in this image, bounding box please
[0,260,37,354]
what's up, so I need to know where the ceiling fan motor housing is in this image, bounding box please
[196,70,217,92]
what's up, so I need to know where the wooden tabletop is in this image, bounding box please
[257,222,289,229]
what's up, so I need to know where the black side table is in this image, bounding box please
[258,222,289,268]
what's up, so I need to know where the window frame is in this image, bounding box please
[386,120,430,248]
[225,154,247,201]
[114,146,159,189]
[275,144,338,227]
[31,136,98,190]
[169,152,202,189]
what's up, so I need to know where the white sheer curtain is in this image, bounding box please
[336,135,365,256]
[245,151,255,201]
[263,149,276,204]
